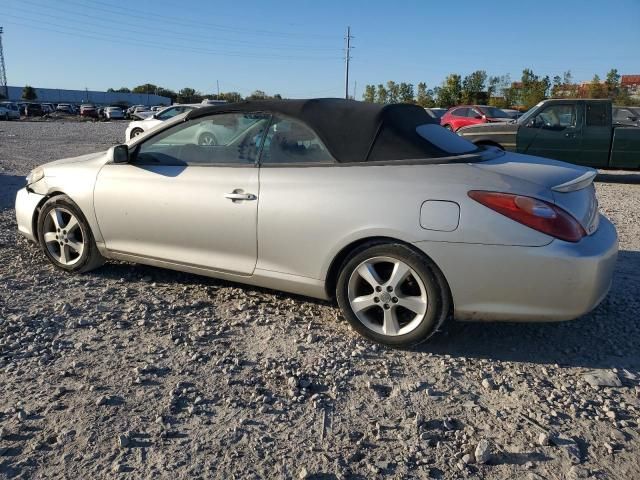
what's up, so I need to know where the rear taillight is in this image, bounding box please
[468,191,585,242]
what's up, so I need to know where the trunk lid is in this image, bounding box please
[473,152,600,235]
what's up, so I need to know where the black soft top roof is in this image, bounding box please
[186,98,456,163]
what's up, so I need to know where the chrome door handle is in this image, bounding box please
[224,192,257,201]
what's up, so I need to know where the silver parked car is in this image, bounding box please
[15,99,618,346]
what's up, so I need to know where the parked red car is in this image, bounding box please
[440,105,512,132]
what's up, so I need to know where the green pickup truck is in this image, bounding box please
[457,99,640,168]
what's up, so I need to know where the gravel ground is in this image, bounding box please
[1,121,639,480]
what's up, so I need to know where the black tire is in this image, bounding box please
[443,124,453,131]
[37,195,104,273]
[198,131,218,146]
[130,128,144,139]
[336,242,450,347]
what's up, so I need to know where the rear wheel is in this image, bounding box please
[37,195,104,273]
[336,243,450,347]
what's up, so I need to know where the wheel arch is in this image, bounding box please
[324,235,452,305]
[31,190,66,240]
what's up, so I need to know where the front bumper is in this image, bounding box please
[414,215,618,322]
[15,187,45,242]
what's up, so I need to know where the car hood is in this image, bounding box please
[41,151,108,174]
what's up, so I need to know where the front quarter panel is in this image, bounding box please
[30,153,109,244]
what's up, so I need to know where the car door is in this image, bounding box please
[516,102,583,163]
[450,108,469,130]
[580,101,612,167]
[94,112,271,275]
[256,115,339,278]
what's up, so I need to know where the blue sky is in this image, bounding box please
[4,0,640,98]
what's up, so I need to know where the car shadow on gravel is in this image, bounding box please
[0,174,24,209]
[416,249,640,371]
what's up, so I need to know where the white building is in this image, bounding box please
[6,86,170,106]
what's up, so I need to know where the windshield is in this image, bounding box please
[477,106,510,118]
[517,101,545,124]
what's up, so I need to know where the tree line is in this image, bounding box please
[362,68,639,109]
[107,85,282,104]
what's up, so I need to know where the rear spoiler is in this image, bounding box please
[551,169,597,193]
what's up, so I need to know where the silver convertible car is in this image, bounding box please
[15,99,618,346]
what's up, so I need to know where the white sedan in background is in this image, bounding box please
[105,107,125,120]
[125,104,199,140]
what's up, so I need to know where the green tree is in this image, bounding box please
[132,83,158,94]
[398,82,415,103]
[386,81,400,103]
[588,74,606,98]
[219,91,243,103]
[246,90,267,100]
[108,87,131,93]
[551,75,563,97]
[437,74,462,107]
[604,69,620,99]
[362,84,376,103]
[487,76,500,100]
[156,87,177,102]
[415,82,433,107]
[461,70,487,104]
[177,87,201,103]
[376,84,388,104]
[519,69,549,108]
[22,85,37,101]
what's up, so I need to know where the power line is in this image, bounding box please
[3,16,343,61]
[10,0,339,51]
[67,0,336,40]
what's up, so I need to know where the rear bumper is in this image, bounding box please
[15,187,45,242]
[413,215,618,322]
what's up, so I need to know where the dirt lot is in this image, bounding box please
[0,121,639,480]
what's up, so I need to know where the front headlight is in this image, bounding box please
[26,167,44,185]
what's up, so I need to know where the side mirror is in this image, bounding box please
[112,144,130,164]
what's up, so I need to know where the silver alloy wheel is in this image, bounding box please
[347,256,428,336]
[42,207,85,266]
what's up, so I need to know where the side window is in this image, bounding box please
[156,107,181,121]
[452,108,468,117]
[467,108,481,118]
[261,116,335,165]
[134,113,271,166]
[534,104,576,129]
[586,103,608,126]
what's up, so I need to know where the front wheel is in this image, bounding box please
[443,124,453,131]
[336,243,450,347]
[130,128,144,139]
[37,195,104,273]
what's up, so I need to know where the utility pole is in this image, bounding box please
[216,80,220,99]
[353,80,357,101]
[344,26,353,100]
[0,27,8,99]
